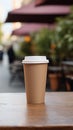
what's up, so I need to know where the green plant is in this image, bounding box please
[55,18,73,60]
[16,41,33,58]
[32,28,60,65]
[33,28,52,57]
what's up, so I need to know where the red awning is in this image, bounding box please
[5,2,70,23]
[11,23,49,36]
[35,0,73,6]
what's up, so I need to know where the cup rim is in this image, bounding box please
[22,56,49,64]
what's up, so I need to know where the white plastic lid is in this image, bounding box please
[22,56,49,64]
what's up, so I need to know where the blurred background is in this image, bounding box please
[0,0,73,92]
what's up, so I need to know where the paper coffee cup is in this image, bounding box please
[22,56,49,104]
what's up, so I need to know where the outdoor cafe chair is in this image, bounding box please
[9,61,24,83]
[62,61,73,91]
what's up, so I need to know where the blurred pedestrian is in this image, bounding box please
[7,45,16,64]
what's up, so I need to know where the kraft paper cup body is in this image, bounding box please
[22,56,49,104]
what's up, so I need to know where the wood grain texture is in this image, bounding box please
[0,93,73,130]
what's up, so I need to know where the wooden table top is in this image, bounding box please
[0,92,73,130]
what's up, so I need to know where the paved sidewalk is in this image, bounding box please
[0,53,25,93]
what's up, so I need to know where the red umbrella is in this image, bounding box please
[5,2,70,23]
[11,23,49,36]
[35,0,73,6]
